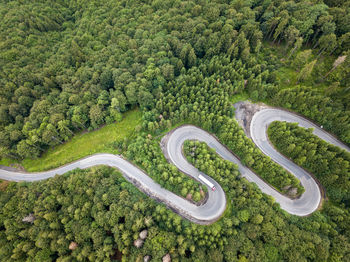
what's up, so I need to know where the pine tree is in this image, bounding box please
[296,59,317,83]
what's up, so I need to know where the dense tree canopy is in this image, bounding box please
[1,149,349,261]
[126,135,206,202]
[0,0,350,261]
[268,121,350,206]
[0,0,349,158]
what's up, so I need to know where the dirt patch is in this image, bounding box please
[0,164,26,172]
[0,180,10,191]
[235,101,328,203]
[233,101,268,138]
[234,101,304,198]
[11,163,27,172]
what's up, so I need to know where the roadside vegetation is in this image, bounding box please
[268,121,350,207]
[0,109,141,171]
[1,150,347,261]
[0,0,349,161]
[0,0,350,260]
[184,140,240,194]
[148,58,304,196]
[126,135,206,202]
[252,43,350,145]
[230,92,249,105]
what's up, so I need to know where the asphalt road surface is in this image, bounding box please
[1,108,349,222]
[250,108,350,216]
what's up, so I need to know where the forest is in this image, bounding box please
[1,0,350,159]
[0,0,350,261]
[1,147,348,261]
[268,121,350,207]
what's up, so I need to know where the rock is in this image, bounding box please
[134,238,144,248]
[22,213,35,223]
[139,229,148,240]
[10,163,26,172]
[283,185,291,191]
[144,255,151,262]
[69,242,78,250]
[186,193,192,200]
[162,253,171,262]
[288,187,298,198]
[283,185,298,198]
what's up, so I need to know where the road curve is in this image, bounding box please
[1,108,349,221]
[0,128,228,224]
[250,108,350,215]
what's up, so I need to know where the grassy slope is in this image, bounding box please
[0,108,142,172]
[230,92,249,104]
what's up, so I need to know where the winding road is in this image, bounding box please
[0,106,349,224]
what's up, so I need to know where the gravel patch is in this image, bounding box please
[233,100,268,138]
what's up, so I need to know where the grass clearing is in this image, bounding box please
[276,67,298,89]
[0,158,16,167]
[230,92,249,104]
[1,108,142,172]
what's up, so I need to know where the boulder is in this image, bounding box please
[134,238,144,248]
[22,213,35,224]
[288,187,298,198]
[162,253,171,262]
[139,229,148,240]
[69,242,78,250]
[283,185,291,191]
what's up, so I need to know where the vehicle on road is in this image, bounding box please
[198,174,216,191]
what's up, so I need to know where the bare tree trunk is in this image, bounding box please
[329,42,341,55]
[288,46,298,60]
[31,143,45,152]
[65,127,74,135]
[311,30,320,48]
[73,121,86,130]
[316,47,326,59]
[312,41,319,49]
[79,121,87,129]
[323,56,347,79]
[268,23,278,40]
[324,67,336,79]
[51,136,63,144]
[305,34,311,46]
[73,122,82,131]
[329,46,338,55]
